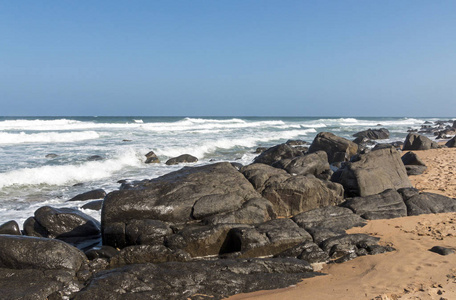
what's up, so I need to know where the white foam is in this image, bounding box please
[0,131,100,144]
[133,119,144,123]
[0,149,143,188]
[155,129,315,158]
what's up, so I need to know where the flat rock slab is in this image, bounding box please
[72,258,321,300]
[429,246,455,256]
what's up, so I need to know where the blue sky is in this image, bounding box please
[1,1,455,116]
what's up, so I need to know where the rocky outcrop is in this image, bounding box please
[165,154,198,165]
[341,189,407,219]
[0,220,21,235]
[109,245,190,266]
[102,163,269,248]
[398,188,456,215]
[242,163,344,217]
[69,189,106,201]
[332,147,412,197]
[275,150,332,180]
[145,150,160,163]
[401,151,427,175]
[72,259,319,300]
[353,128,390,140]
[253,143,303,165]
[0,235,86,272]
[308,132,359,163]
[224,219,313,258]
[446,136,456,148]
[403,133,438,150]
[81,200,103,211]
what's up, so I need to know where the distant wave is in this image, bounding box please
[0,131,100,144]
[0,149,143,188]
[155,128,315,158]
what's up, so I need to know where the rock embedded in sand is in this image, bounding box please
[341,189,407,220]
[403,133,438,151]
[308,132,359,164]
[445,136,456,147]
[398,188,456,215]
[69,189,106,201]
[165,153,198,165]
[429,246,455,256]
[332,147,412,197]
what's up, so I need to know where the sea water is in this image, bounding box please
[0,116,448,227]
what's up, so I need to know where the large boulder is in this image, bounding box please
[253,143,303,165]
[398,188,456,215]
[308,132,359,164]
[102,163,266,248]
[145,150,160,163]
[332,147,412,197]
[72,259,318,300]
[0,220,21,235]
[401,151,426,166]
[69,189,106,201]
[165,154,198,165]
[224,219,313,258]
[242,164,344,217]
[24,206,101,239]
[109,245,190,266]
[353,128,390,140]
[275,150,332,180]
[403,133,438,150]
[0,235,86,272]
[446,136,456,148]
[341,189,407,220]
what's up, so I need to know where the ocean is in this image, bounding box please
[0,116,449,227]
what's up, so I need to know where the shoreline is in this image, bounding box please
[229,147,456,300]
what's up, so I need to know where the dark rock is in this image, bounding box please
[125,219,172,245]
[278,150,332,180]
[308,132,359,164]
[254,147,268,154]
[166,223,244,257]
[352,136,370,145]
[453,120,456,128]
[275,241,329,264]
[332,147,412,197]
[69,189,106,201]
[446,136,456,148]
[145,151,160,163]
[341,189,407,220]
[87,155,103,161]
[429,246,455,256]
[0,268,80,300]
[165,154,198,165]
[405,165,427,176]
[286,139,307,146]
[203,198,276,225]
[73,183,84,187]
[401,151,426,166]
[85,245,119,260]
[81,200,103,211]
[372,143,396,150]
[26,206,101,239]
[320,234,383,260]
[353,128,390,140]
[230,162,243,170]
[0,235,86,272]
[45,153,58,158]
[403,133,438,150]
[72,258,319,300]
[403,191,456,215]
[102,162,263,248]
[109,245,191,266]
[391,141,404,148]
[0,220,21,235]
[225,219,313,258]
[253,143,303,166]
[242,163,344,217]
[292,206,366,231]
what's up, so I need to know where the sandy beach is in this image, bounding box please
[230,147,456,300]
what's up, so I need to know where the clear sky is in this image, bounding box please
[1,1,455,117]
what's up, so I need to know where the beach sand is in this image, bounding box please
[229,147,456,300]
